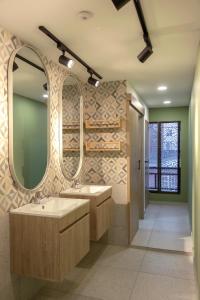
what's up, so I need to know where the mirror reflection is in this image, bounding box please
[11,47,48,189]
[61,75,83,180]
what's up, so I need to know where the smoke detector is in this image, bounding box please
[78,10,94,20]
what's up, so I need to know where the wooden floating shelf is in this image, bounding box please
[86,141,121,152]
[63,122,80,130]
[85,118,121,129]
[63,148,80,152]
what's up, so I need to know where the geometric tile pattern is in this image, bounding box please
[83,81,129,185]
[0,26,130,213]
[61,80,129,185]
[0,27,71,213]
[62,84,80,177]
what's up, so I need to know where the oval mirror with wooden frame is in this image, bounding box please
[60,75,84,181]
[8,46,50,190]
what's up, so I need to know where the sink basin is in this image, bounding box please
[60,185,112,198]
[10,197,89,218]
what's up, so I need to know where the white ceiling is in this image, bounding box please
[0,0,200,107]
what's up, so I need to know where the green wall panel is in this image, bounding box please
[13,94,47,189]
[149,107,189,203]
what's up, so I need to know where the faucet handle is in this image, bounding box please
[35,191,42,199]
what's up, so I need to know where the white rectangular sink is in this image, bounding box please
[10,197,89,218]
[60,185,112,197]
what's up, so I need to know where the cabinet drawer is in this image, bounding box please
[60,214,90,278]
[96,197,112,240]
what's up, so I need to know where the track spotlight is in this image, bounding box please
[137,45,153,63]
[88,75,100,87]
[59,51,74,69]
[43,83,48,91]
[13,61,18,72]
[111,0,130,10]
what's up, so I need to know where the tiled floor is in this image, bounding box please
[131,203,193,253]
[33,243,198,300]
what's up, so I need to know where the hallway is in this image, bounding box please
[34,242,198,300]
[131,203,192,253]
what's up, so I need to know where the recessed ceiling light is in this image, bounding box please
[157,85,167,91]
[163,100,171,104]
[43,94,48,98]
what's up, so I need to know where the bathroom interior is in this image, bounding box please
[0,1,200,299]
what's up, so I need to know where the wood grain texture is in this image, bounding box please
[85,118,121,129]
[60,192,112,241]
[9,204,90,281]
[60,214,90,278]
[85,141,121,152]
[96,197,112,240]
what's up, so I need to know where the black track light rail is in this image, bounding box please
[39,26,102,80]
[133,0,152,48]
[16,54,45,73]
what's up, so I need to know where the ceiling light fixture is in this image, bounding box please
[111,0,130,10]
[59,51,74,69]
[163,100,171,104]
[88,75,100,87]
[43,83,48,91]
[137,45,153,63]
[87,68,100,87]
[157,85,168,91]
[13,61,18,72]
[111,0,153,63]
[43,94,48,98]
[16,54,45,72]
[39,26,102,83]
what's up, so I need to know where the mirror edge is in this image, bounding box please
[59,74,84,182]
[7,44,51,191]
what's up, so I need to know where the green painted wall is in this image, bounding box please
[189,46,200,287]
[13,94,47,189]
[149,107,189,203]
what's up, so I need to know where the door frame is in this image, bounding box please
[127,100,145,243]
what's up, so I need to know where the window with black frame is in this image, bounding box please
[149,121,181,193]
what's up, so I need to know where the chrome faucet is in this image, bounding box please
[31,191,43,204]
[71,178,81,189]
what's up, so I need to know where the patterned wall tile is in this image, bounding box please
[83,81,129,186]
[0,27,72,213]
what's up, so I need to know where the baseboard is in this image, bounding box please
[149,200,188,205]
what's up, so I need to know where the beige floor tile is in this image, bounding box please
[141,251,195,280]
[75,265,138,300]
[148,231,193,253]
[139,218,155,230]
[34,289,103,300]
[78,242,107,268]
[95,245,145,271]
[153,219,191,234]
[144,206,160,220]
[157,206,189,221]
[44,267,92,293]
[130,272,198,300]
[131,229,152,247]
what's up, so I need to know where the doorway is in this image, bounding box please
[128,104,144,242]
[131,108,192,253]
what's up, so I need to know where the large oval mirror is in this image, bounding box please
[60,75,83,180]
[8,46,49,190]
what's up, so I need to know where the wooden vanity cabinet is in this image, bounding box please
[60,189,112,241]
[90,196,112,241]
[9,203,90,281]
